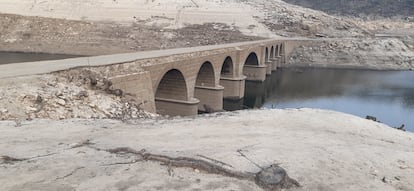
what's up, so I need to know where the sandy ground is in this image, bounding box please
[0,0,275,37]
[1,108,414,191]
[0,13,263,56]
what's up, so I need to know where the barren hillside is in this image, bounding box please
[282,0,414,18]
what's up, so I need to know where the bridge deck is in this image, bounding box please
[0,38,300,79]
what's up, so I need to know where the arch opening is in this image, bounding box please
[275,45,279,56]
[265,47,269,62]
[221,56,234,77]
[271,46,275,59]
[155,69,188,100]
[196,61,215,87]
[245,52,259,66]
[280,44,284,55]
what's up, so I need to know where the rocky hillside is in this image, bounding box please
[282,0,414,18]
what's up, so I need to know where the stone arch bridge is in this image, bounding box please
[0,39,305,116]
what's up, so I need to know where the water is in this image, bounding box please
[0,52,80,65]
[225,68,414,132]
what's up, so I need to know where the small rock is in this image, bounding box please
[89,77,97,86]
[255,165,300,190]
[394,176,401,181]
[35,95,43,104]
[55,91,63,97]
[113,89,123,96]
[370,169,379,176]
[78,91,89,98]
[102,79,113,90]
[366,115,377,122]
[399,164,409,169]
[47,81,57,87]
[4,38,17,43]
[57,99,66,106]
[315,33,327,37]
[394,124,406,131]
[27,106,38,111]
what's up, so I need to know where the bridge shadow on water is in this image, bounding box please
[224,67,414,132]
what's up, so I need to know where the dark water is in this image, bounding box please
[0,52,80,64]
[225,68,414,132]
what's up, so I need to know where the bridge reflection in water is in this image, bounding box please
[223,72,279,111]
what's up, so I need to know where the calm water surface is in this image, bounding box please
[0,52,80,65]
[225,68,414,132]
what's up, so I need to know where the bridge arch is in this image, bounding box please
[155,69,188,100]
[242,52,266,81]
[221,56,234,77]
[244,52,259,66]
[195,61,223,113]
[196,61,215,87]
